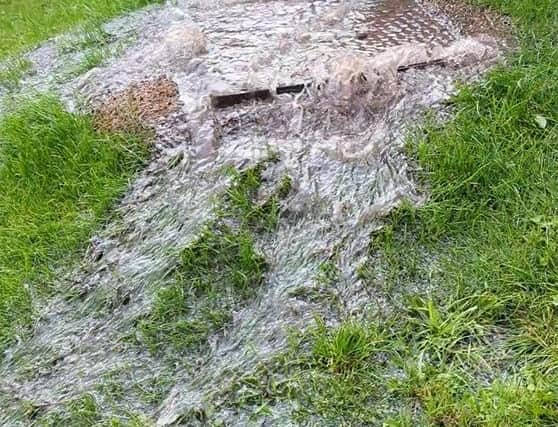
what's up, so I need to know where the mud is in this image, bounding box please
[0,0,505,425]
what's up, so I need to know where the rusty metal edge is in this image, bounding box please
[210,58,447,109]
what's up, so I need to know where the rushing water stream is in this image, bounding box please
[0,0,502,425]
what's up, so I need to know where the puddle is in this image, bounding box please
[0,0,503,425]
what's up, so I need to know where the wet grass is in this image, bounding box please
[29,392,151,426]
[221,163,292,232]
[71,48,112,76]
[95,367,173,406]
[291,321,394,424]
[3,0,554,423]
[59,22,134,78]
[0,57,33,90]
[217,0,558,424]
[220,321,398,425]
[0,97,149,352]
[0,0,163,60]
[67,42,128,79]
[38,394,101,426]
[137,161,292,355]
[377,0,558,422]
[57,22,114,55]
[137,224,267,354]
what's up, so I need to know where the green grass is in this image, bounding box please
[313,0,558,423]
[68,46,117,78]
[137,161,292,355]
[0,96,149,351]
[26,392,152,426]
[62,25,113,76]
[221,162,292,232]
[0,57,33,90]
[3,0,557,424]
[219,320,397,425]
[137,224,267,354]
[59,22,133,78]
[310,319,387,375]
[57,21,114,55]
[380,0,558,418]
[38,394,101,426]
[0,0,163,61]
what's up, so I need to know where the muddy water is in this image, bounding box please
[0,0,501,425]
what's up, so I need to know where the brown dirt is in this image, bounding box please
[423,0,513,42]
[94,76,179,133]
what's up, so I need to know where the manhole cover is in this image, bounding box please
[348,0,456,51]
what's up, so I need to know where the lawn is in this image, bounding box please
[0,0,159,353]
[0,98,149,350]
[0,0,162,60]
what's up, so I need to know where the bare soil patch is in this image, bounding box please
[93,75,179,133]
[424,0,513,41]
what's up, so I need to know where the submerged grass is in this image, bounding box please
[137,224,267,354]
[138,161,292,355]
[0,0,163,60]
[38,394,101,426]
[222,162,292,232]
[58,21,134,79]
[0,97,149,351]
[31,392,151,426]
[0,57,33,90]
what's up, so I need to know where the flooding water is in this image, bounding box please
[0,0,502,425]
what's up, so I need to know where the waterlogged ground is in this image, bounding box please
[0,0,504,425]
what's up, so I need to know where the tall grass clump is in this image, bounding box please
[0,96,149,351]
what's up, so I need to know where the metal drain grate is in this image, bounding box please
[346,0,456,52]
